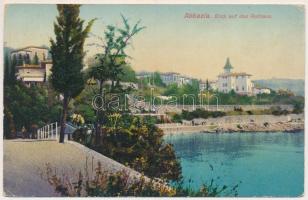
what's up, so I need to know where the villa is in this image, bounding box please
[217,58,254,95]
[160,72,192,87]
[199,80,218,91]
[11,46,49,62]
[136,71,193,87]
[16,61,53,87]
[11,46,53,86]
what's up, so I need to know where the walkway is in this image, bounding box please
[3,139,144,197]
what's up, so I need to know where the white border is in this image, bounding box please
[0,0,307,200]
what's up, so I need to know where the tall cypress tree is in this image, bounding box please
[50,4,95,143]
[4,51,10,85]
[10,54,17,83]
[33,53,39,65]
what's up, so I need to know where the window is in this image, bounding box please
[236,86,238,91]
[242,86,244,91]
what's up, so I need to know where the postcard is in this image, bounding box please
[1,0,306,198]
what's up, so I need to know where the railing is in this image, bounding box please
[37,122,59,140]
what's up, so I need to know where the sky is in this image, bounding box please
[4,4,305,80]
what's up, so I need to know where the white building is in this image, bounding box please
[199,80,218,91]
[160,72,192,87]
[16,60,53,86]
[11,46,49,63]
[217,58,254,95]
[253,87,271,95]
[12,46,52,86]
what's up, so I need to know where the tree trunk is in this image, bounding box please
[59,94,69,143]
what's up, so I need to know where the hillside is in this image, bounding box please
[253,79,304,96]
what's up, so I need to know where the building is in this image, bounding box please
[199,80,218,91]
[136,71,193,87]
[16,61,53,86]
[253,87,271,95]
[11,46,49,63]
[217,58,254,95]
[12,46,52,86]
[160,72,192,87]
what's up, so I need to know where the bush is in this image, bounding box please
[270,106,290,116]
[40,162,238,197]
[73,115,182,182]
[181,109,226,120]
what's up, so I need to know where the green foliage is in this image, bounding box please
[50,4,95,142]
[292,98,304,114]
[10,54,17,84]
[32,52,39,64]
[3,82,61,138]
[17,54,23,66]
[42,161,237,197]
[171,113,183,123]
[181,109,226,121]
[73,115,182,182]
[163,83,179,96]
[88,15,144,90]
[270,106,290,116]
[118,65,137,82]
[50,4,95,98]
[153,72,165,87]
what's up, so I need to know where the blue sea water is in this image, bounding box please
[164,131,304,197]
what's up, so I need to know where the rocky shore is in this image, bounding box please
[157,114,304,134]
[212,121,304,133]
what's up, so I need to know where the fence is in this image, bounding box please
[37,122,59,140]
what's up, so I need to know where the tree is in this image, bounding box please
[118,65,137,82]
[88,15,144,144]
[17,54,23,66]
[153,72,165,87]
[50,4,95,143]
[10,54,17,84]
[33,52,39,65]
[4,50,10,85]
[206,79,210,91]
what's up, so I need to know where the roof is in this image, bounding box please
[11,46,49,54]
[41,60,53,64]
[218,72,252,77]
[224,57,233,70]
[16,64,43,69]
[161,72,180,76]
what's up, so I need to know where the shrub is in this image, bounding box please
[73,115,182,182]
[40,162,238,197]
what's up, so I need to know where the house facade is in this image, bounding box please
[11,46,49,63]
[253,87,271,95]
[16,61,53,86]
[160,72,192,87]
[12,46,52,86]
[217,58,254,95]
[199,80,218,91]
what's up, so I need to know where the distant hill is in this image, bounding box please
[253,79,304,96]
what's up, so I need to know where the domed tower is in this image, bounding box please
[224,57,233,73]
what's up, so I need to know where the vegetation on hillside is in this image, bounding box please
[41,161,238,197]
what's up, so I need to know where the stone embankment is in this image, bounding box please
[157,114,304,134]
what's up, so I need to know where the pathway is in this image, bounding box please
[3,139,144,197]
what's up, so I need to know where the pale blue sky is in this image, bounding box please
[4,4,305,79]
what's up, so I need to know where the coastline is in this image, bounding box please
[157,114,304,134]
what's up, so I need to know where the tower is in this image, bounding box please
[224,57,233,73]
